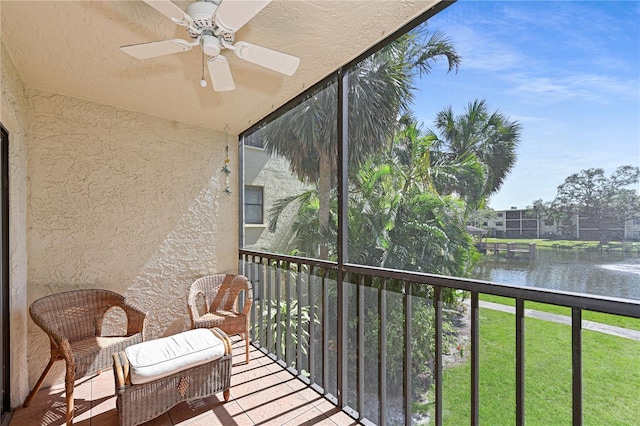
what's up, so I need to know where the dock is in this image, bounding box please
[477,242,537,260]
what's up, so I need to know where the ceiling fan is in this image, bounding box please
[120,0,300,91]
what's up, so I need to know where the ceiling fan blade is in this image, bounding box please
[143,0,190,26]
[120,39,192,60]
[234,41,300,76]
[208,55,236,91]
[215,0,271,33]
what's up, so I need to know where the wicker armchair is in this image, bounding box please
[188,274,253,363]
[23,289,147,425]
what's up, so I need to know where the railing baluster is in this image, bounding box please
[266,259,273,354]
[471,291,479,426]
[296,263,303,375]
[379,277,387,426]
[251,256,259,343]
[309,266,316,386]
[285,261,292,367]
[572,308,582,426]
[434,286,443,426]
[259,259,266,347]
[243,255,253,340]
[247,257,254,342]
[357,274,365,419]
[403,281,412,426]
[516,298,525,426]
[275,261,282,361]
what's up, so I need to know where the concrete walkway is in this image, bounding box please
[479,300,640,341]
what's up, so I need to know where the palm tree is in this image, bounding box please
[348,116,479,276]
[262,24,461,259]
[428,99,522,204]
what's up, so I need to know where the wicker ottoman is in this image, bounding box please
[112,327,232,426]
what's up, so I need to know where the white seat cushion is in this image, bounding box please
[125,328,225,385]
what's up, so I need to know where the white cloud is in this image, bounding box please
[440,23,530,72]
[507,73,639,104]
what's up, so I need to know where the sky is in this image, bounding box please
[412,0,640,211]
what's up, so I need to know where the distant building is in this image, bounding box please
[483,208,639,241]
[243,134,314,253]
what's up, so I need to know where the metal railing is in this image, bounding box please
[239,249,640,426]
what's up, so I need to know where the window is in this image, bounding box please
[495,221,503,226]
[244,186,264,224]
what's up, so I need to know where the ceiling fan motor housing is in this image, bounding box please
[186,1,219,36]
[185,0,234,45]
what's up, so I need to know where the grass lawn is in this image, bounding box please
[479,294,640,332]
[434,308,640,425]
[485,237,640,252]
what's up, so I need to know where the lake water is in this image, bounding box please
[470,247,640,301]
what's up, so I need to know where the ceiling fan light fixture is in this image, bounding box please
[201,35,221,57]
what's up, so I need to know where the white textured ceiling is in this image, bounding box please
[1,0,442,134]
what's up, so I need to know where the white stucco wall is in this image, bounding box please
[3,34,241,401]
[24,90,239,390]
[1,39,30,407]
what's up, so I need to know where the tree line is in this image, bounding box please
[528,166,640,242]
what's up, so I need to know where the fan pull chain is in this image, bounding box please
[200,48,207,87]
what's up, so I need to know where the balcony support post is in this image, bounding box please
[572,308,582,426]
[322,268,329,393]
[336,67,349,408]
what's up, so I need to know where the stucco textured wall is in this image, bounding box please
[23,91,239,391]
[1,39,30,407]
